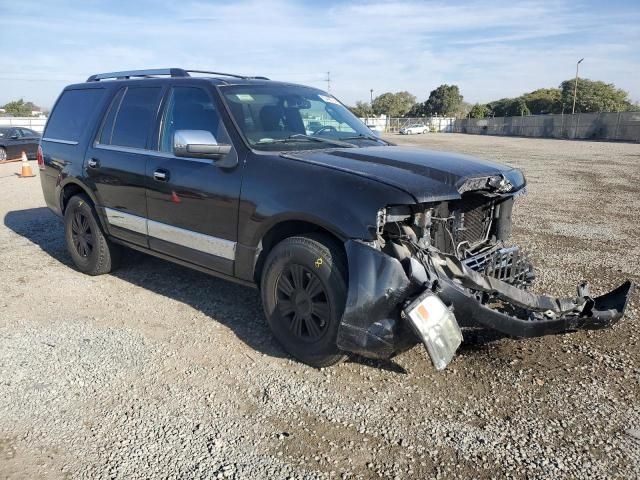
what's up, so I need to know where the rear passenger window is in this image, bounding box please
[44,89,105,142]
[102,87,161,149]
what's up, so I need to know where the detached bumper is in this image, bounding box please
[337,240,635,360]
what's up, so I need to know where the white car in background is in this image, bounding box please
[399,123,428,135]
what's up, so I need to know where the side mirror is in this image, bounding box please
[173,130,232,161]
[10,134,19,140]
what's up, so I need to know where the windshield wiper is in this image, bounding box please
[288,134,356,148]
[256,134,355,148]
[338,133,386,143]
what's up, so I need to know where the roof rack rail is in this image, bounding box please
[86,68,270,82]
[185,70,269,80]
[86,68,189,82]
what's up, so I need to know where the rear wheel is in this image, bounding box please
[64,194,120,275]
[260,234,348,367]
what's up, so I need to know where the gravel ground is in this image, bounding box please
[0,133,638,479]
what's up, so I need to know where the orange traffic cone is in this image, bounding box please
[19,151,35,178]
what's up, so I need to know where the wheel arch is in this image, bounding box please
[59,180,108,230]
[252,219,346,286]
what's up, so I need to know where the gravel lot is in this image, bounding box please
[1,133,638,479]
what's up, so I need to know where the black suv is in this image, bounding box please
[39,68,632,369]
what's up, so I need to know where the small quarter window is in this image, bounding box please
[44,89,105,142]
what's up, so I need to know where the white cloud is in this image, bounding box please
[1,0,638,107]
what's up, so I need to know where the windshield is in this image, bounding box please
[220,84,385,151]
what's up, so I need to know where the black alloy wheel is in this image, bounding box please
[276,264,330,342]
[70,209,94,258]
[260,234,348,367]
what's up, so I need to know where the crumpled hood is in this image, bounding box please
[283,146,526,203]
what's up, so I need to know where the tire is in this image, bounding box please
[64,194,120,275]
[260,234,348,368]
[0,147,6,161]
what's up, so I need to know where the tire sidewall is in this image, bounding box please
[64,196,103,273]
[261,237,347,365]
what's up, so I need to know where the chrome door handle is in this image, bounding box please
[153,170,169,181]
[87,158,99,168]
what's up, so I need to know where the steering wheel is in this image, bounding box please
[314,125,338,135]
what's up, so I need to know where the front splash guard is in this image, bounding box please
[337,240,420,358]
[337,241,635,359]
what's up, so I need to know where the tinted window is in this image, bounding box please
[159,87,227,153]
[20,128,39,137]
[45,89,105,142]
[98,88,125,145]
[110,87,161,149]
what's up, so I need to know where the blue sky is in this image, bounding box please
[1,0,639,108]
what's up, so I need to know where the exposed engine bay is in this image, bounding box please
[337,183,634,370]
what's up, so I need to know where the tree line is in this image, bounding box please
[350,78,638,119]
[0,98,44,117]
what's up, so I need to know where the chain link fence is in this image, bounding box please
[360,117,455,133]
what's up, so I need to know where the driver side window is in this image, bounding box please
[159,87,228,154]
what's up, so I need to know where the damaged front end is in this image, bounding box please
[337,180,635,370]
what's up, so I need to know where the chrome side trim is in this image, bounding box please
[95,144,148,155]
[104,208,148,235]
[147,219,236,260]
[94,143,213,164]
[42,137,79,145]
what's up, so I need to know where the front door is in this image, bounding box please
[145,85,242,275]
[85,85,164,247]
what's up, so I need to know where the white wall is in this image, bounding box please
[0,117,47,133]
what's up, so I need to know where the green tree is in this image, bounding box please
[512,98,530,116]
[469,103,490,118]
[522,88,561,114]
[371,91,417,117]
[487,98,513,117]
[423,84,463,116]
[349,101,373,117]
[560,78,633,113]
[2,98,34,116]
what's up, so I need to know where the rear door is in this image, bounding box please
[145,85,242,275]
[85,85,163,247]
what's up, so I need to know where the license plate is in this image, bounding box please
[404,293,463,370]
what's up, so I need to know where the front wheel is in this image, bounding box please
[64,194,120,275]
[260,234,348,367]
[0,147,7,161]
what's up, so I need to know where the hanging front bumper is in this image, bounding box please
[337,240,635,366]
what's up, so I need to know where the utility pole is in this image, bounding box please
[572,58,584,114]
[326,71,331,93]
[370,89,374,103]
